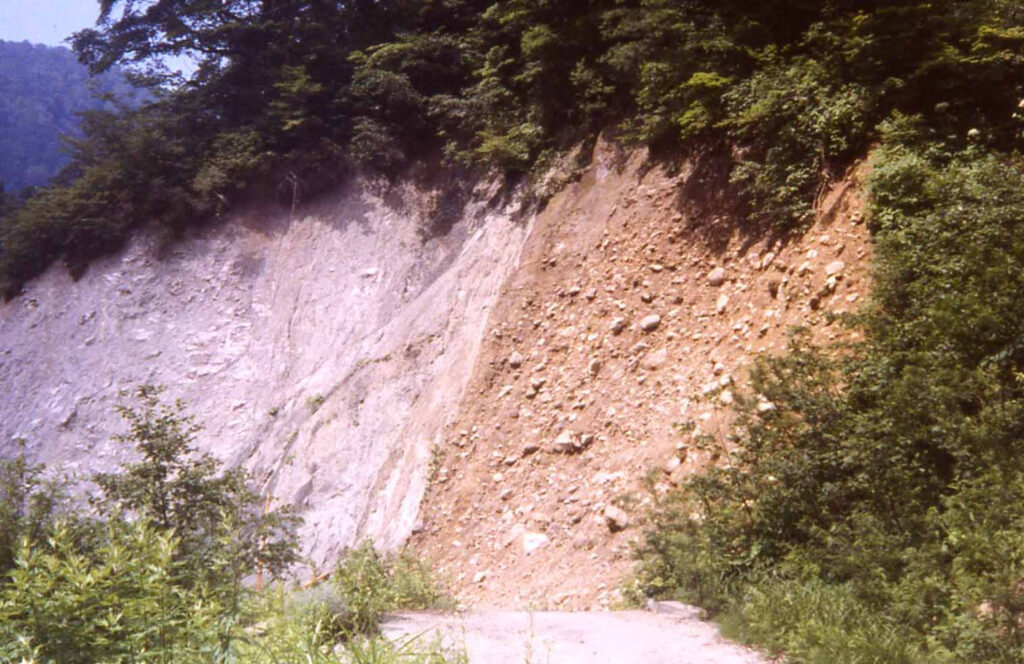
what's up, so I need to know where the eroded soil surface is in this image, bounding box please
[414,138,870,609]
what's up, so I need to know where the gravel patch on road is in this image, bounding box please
[382,609,771,664]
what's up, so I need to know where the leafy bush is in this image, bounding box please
[331,542,453,635]
[0,446,73,577]
[0,520,228,664]
[5,0,1024,290]
[241,587,465,664]
[724,58,872,225]
[94,385,300,589]
[722,577,928,664]
[0,388,460,661]
[0,387,301,662]
[237,548,457,663]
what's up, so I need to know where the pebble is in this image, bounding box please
[825,260,846,277]
[551,430,577,453]
[707,267,726,287]
[523,532,550,554]
[640,315,662,332]
[604,505,630,532]
[640,348,668,370]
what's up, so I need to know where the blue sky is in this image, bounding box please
[0,0,197,76]
[0,0,101,47]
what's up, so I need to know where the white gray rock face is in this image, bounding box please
[0,176,531,570]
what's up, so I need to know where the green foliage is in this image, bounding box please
[0,527,457,664]
[331,542,453,635]
[0,387,301,662]
[6,0,1024,291]
[723,58,871,225]
[95,385,300,588]
[241,586,465,664]
[636,136,1024,661]
[0,446,73,578]
[722,577,929,664]
[0,387,460,662]
[192,130,271,215]
[0,519,228,664]
[386,550,455,612]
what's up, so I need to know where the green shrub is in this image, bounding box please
[723,57,872,225]
[5,0,1024,288]
[332,542,453,635]
[215,584,465,664]
[0,387,302,662]
[0,445,74,577]
[388,551,455,612]
[722,577,929,664]
[0,519,229,664]
[95,385,301,589]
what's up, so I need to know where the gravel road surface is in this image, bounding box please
[382,608,771,664]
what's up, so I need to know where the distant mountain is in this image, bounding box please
[0,40,141,193]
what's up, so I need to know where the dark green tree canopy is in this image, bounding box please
[1,0,1022,296]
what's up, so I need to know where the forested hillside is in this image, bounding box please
[2,0,1022,296]
[0,40,139,193]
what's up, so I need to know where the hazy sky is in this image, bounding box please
[0,0,102,47]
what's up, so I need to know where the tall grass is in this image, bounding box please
[719,577,932,664]
[238,587,464,663]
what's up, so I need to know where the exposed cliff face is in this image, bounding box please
[0,140,872,593]
[0,174,531,569]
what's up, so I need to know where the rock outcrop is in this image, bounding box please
[0,175,530,569]
[0,138,872,598]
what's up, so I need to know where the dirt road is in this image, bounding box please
[382,607,770,664]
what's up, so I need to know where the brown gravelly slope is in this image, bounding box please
[412,137,871,610]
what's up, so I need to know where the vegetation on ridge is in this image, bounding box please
[0,40,141,194]
[2,0,1023,295]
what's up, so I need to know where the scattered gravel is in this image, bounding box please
[382,610,771,664]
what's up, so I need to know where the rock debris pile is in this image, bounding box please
[414,142,872,610]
